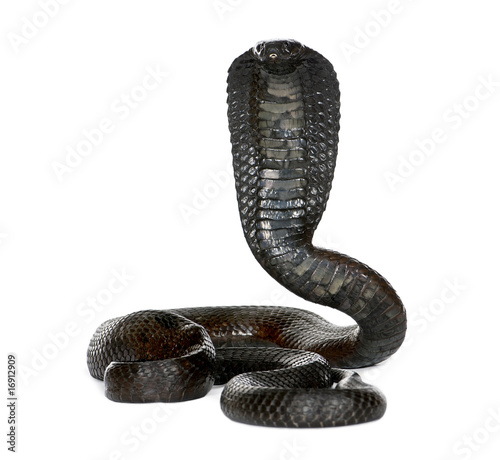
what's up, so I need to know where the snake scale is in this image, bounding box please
[87,40,406,428]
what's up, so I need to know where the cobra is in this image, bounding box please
[87,39,406,428]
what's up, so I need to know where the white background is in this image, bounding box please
[1,1,499,459]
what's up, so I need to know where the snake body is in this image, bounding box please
[87,40,406,427]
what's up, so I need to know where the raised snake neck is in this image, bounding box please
[227,39,406,368]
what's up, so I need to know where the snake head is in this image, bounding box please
[252,39,305,72]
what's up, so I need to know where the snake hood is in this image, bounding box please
[227,40,404,368]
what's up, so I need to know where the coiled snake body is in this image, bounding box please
[87,40,406,428]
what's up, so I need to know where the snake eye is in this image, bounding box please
[269,53,278,59]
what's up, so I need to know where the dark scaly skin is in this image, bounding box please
[227,40,406,369]
[88,307,387,426]
[87,310,216,403]
[87,39,406,428]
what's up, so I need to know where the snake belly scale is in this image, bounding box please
[87,39,407,428]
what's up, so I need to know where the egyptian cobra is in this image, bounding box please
[87,39,406,428]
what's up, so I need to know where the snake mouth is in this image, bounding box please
[252,39,305,69]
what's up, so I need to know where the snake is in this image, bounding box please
[87,39,406,428]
